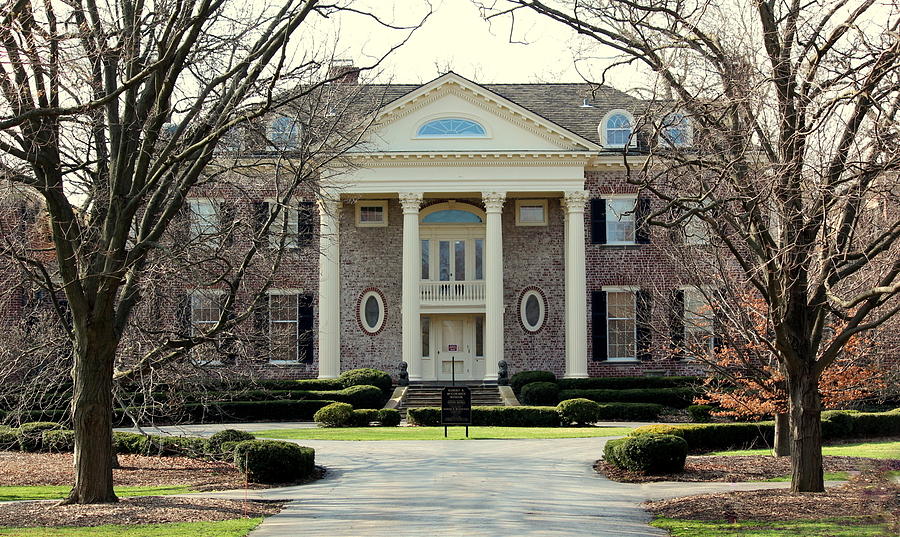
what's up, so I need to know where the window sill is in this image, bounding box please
[605,359,640,363]
[269,360,302,365]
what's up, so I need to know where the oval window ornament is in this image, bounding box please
[520,289,546,332]
[359,290,385,334]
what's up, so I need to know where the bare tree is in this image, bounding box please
[481,0,900,492]
[0,0,429,504]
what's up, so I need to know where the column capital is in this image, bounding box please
[562,190,589,212]
[398,192,424,214]
[481,191,507,212]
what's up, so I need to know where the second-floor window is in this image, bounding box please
[189,199,220,243]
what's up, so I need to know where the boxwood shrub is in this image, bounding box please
[350,409,380,427]
[233,440,315,484]
[595,403,664,421]
[558,376,699,391]
[630,422,775,452]
[377,409,401,427]
[339,368,393,395]
[687,404,714,423]
[604,434,688,474]
[557,398,601,426]
[208,429,255,454]
[18,422,63,452]
[42,429,76,452]
[844,411,900,438]
[178,399,337,422]
[558,387,696,408]
[407,406,560,427]
[510,371,556,394]
[114,431,152,454]
[520,382,559,406]
[314,402,354,427]
[0,426,18,450]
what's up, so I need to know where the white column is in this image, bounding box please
[317,196,342,378]
[482,191,506,382]
[563,190,589,378]
[400,192,424,381]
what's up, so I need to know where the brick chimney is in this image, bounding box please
[326,60,359,84]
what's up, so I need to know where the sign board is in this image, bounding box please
[447,344,458,352]
[441,386,472,425]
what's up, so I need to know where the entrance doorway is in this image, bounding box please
[423,314,485,381]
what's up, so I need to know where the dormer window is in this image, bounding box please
[660,113,691,147]
[601,111,635,148]
[416,118,487,138]
[270,116,300,150]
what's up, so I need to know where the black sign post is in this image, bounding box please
[441,386,471,438]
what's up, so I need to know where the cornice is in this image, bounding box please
[347,151,594,168]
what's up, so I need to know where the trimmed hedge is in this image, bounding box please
[520,382,560,405]
[350,409,380,427]
[557,398,600,426]
[630,422,775,452]
[233,440,315,484]
[605,434,688,474]
[18,422,64,452]
[407,406,560,427]
[42,429,76,452]
[377,409,401,427]
[558,387,696,408]
[558,376,699,391]
[314,402,354,427]
[510,371,557,394]
[339,368,393,395]
[176,399,337,423]
[687,404,714,423]
[596,403,664,422]
[0,426,18,450]
[208,429,255,454]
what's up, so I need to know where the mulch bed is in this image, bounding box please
[0,497,284,528]
[0,452,255,491]
[645,472,900,526]
[596,455,900,483]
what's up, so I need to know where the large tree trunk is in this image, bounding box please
[788,368,824,492]
[64,332,118,504]
[773,412,791,456]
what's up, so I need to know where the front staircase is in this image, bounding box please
[397,384,505,419]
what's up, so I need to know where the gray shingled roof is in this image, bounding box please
[356,76,646,147]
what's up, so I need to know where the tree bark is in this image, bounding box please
[64,331,119,504]
[788,369,824,492]
[773,412,791,456]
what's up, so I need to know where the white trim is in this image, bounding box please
[604,196,638,245]
[599,109,637,149]
[420,201,486,224]
[359,290,386,334]
[355,200,389,227]
[604,289,637,361]
[189,289,225,366]
[520,290,546,332]
[268,291,301,365]
[515,199,549,226]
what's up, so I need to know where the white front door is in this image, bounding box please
[436,316,473,381]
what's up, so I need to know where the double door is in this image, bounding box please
[431,315,485,381]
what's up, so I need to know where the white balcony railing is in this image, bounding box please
[420,280,485,306]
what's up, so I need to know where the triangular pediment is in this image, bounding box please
[366,72,601,153]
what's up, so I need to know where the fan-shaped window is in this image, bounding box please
[270,116,300,150]
[422,209,483,224]
[660,113,691,147]
[417,118,486,137]
[603,112,633,148]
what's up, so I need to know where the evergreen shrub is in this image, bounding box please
[233,440,315,484]
[339,368,393,395]
[208,429,255,454]
[558,387,696,408]
[42,429,76,452]
[557,398,601,426]
[595,403,664,421]
[558,376,699,390]
[0,426,18,450]
[350,409,379,427]
[377,409,401,427]
[509,371,556,394]
[17,421,63,452]
[605,434,688,474]
[520,382,559,405]
[314,402,354,427]
[687,404,714,423]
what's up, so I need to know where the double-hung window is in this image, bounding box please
[606,290,637,360]
[190,290,224,365]
[683,287,714,353]
[268,292,314,364]
[189,199,220,243]
[606,197,636,244]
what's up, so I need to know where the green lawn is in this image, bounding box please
[709,440,900,459]
[0,519,262,537]
[761,471,849,482]
[253,426,634,441]
[651,517,888,536]
[0,485,194,502]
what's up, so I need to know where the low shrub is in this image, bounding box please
[267,378,344,391]
[630,422,775,452]
[150,435,209,457]
[558,387,696,408]
[42,429,76,452]
[687,404,714,423]
[510,371,556,394]
[0,426,18,450]
[350,409,379,427]
[407,406,560,427]
[18,421,63,452]
[558,376,699,391]
[314,402,354,428]
[557,398,601,426]
[520,382,560,406]
[605,434,688,474]
[377,409,401,427]
[338,385,385,409]
[178,399,337,422]
[114,431,151,454]
[820,410,859,438]
[233,440,315,484]
[595,403,664,422]
[208,429,255,454]
[847,411,900,438]
[339,368,393,395]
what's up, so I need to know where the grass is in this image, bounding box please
[761,471,849,482]
[709,440,900,459]
[253,426,635,441]
[0,485,194,502]
[0,519,263,537]
[650,517,889,536]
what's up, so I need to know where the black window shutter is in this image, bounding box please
[636,289,652,361]
[635,197,652,244]
[297,294,315,364]
[252,201,270,237]
[590,199,606,245]
[712,288,725,351]
[670,289,685,360]
[297,201,315,248]
[177,292,192,337]
[591,291,607,361]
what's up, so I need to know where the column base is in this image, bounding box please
[563,374,589,379]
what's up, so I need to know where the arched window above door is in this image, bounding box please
[420,203,486,224]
